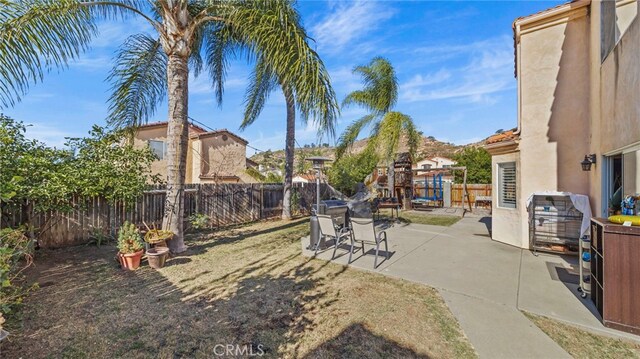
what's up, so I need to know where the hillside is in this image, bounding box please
[249,134,486,171]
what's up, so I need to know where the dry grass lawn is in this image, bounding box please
[524,312,640,358]
[4,218,475,358]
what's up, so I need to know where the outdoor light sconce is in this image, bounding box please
[581,154,597,171]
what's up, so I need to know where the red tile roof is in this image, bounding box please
[486,129,519,145]
[136,121,208,133]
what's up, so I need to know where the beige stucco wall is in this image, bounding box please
[491,151,522,247]
[599,3,639,154]
[199,133,247,183]
[133,126,169,182]
[515,10,592,248]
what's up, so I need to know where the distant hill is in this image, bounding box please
[249,134,488,171]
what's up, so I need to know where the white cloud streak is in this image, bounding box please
[399,36,515,104]
[310,0,396,54]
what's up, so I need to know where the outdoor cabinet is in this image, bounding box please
[590,218,640,335]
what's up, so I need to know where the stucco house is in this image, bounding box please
[292,173,317,184]
[133,121,255,184]
[487,0,639,249]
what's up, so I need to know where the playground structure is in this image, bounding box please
[411,166,473,213]
[371,153,473,214]
[412,172,444,208]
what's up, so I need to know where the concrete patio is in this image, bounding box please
[301,213,640,358]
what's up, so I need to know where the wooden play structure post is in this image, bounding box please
[393,153,414,210]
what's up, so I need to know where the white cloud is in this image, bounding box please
[24,123,83,148]
[311,0,396,54]
[399,36,515,104]
[70,55,112,70]
[189,74,247,95]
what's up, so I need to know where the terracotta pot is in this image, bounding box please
[146,247,170,269]
[119,250,144,270]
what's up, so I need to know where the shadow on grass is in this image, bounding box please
[184,217,309,256]
[303,322,429,359]
[3,233,346,358]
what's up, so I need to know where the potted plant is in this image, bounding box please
[146,246,170,269]
[117,221,144,270]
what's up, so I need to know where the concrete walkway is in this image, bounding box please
[302,214,640,358]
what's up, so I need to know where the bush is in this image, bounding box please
[117,222,144,254]
[0,228,34,318]
[328,150,379,196]
[188,213,210,230]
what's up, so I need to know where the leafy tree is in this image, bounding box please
[0,116,156,230]
[328,150,378,197]
[66,125,158,204]
[336,57,420,196]
[1,0,338,253]
[453,147,491,184]
[0,115,77,215]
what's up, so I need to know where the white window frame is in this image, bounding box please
[498,161,517,209]
[421,164,432,170]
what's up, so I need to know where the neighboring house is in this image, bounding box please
[133,121,255,184]
[430,156,455,169]
[292,173,317,183]
[487,0,640,249]
[414,158,438,171]
[412,157,455,183]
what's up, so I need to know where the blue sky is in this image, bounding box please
[3,0,559,154]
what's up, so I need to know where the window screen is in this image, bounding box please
[149,140,165,160]
[498,162,516,208]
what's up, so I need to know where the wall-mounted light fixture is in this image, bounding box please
[581,154,597,171]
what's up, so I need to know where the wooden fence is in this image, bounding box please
[451,184,492,208]
[0,182,338,248]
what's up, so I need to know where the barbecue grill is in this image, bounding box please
[309,199,350,250]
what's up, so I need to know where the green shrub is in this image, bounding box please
[117,222,143,254]
[189,213,210,230]
[0,228,34,317]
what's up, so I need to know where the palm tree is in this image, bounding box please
[239,55,337,220]
[0,0,338,252]
[336,57,420,196]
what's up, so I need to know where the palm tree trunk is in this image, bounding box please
[282,86,295,220]
[162,53,189,253]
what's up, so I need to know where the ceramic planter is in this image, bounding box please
[146,247,170,269]
[118,249,144,270]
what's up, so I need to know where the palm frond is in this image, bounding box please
[375,111,419,161]
[208,0,339,137]
[106,33,167,129]
[240,57,277,129]
[202,23,242,106]
[335,113,376,159]
[0,0,96,108]
[343,56,398,115]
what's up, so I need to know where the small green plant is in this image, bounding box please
[88,227,112,248]
[188,213,210,230]
[0,228,35,317]
[117,222,143,254]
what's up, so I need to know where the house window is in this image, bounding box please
[149,140,165,160]
[377,169,383,176]
[498,162,516,208]
[442,164,451,169]
[422,164,431,170]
